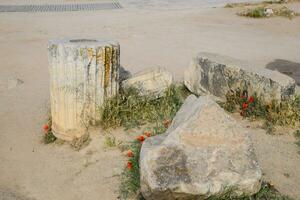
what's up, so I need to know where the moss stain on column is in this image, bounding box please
[104,46,112,91]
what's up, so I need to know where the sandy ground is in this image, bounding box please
[0,1,300,200]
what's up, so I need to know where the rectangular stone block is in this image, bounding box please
[184,52,296,102]
[122,67,173,98]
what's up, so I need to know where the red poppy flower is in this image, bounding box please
[127,161,133,170]
[163,120,171,128]
[127,150,134,157]
[43,124,49,132]
[144,131,151,137]
[137,135,145,142]
[248,96,254,103]
[242,103,248,109]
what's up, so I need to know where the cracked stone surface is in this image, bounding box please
[48,39,120,141]
[140,95,262,200]
[184,52,296,102]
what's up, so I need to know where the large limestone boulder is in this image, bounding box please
[184,52,295,101]
[140,95,262,200]
[48,39,120,141]
[122,67,173,98]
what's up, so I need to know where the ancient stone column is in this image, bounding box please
[48,39,120,141]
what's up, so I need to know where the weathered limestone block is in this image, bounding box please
[140,95,262,200]
[48,39,120,141]
[122,67,173,98]
[184,52,296,101]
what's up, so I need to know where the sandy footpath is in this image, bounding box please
[0,3,300,200]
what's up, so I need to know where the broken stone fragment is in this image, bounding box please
[140,95,262,200]
[122,67,173,98]
[184,52,295,102]
[48,39,120,141]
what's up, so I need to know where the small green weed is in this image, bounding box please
[44,131,57,144]
[239,7,267,18]
[104,135,120,147]
[43,117,57,144]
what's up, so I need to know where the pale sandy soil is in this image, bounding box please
[0,3,300,200]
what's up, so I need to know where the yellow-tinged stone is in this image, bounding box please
[48,39,120,141]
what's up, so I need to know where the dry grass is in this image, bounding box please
[219,89,300,134]
[237,6,299,19]
[225,0,300,19]
[100,84,187,130]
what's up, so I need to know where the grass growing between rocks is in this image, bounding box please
[207,182,292,200]
[100,85,186,199]
[104,85,296,199]
[219,89,300,134]
[119,122,168,199]
[101,85,187,130]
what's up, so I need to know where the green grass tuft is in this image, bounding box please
[238,7,267,18]
[44,131,57,144]
[114,85,185,199]
[119,122,168,199]
[43,117,57,144]
[206,182,292,200]
[238,6,299,19]
[119,140,142,199]
[219,89,300,135]
[101,84,186,130]
[104,135,121,147]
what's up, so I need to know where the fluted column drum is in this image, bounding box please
[48,39,120,141]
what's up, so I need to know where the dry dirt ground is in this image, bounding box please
[0,1,300,200]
